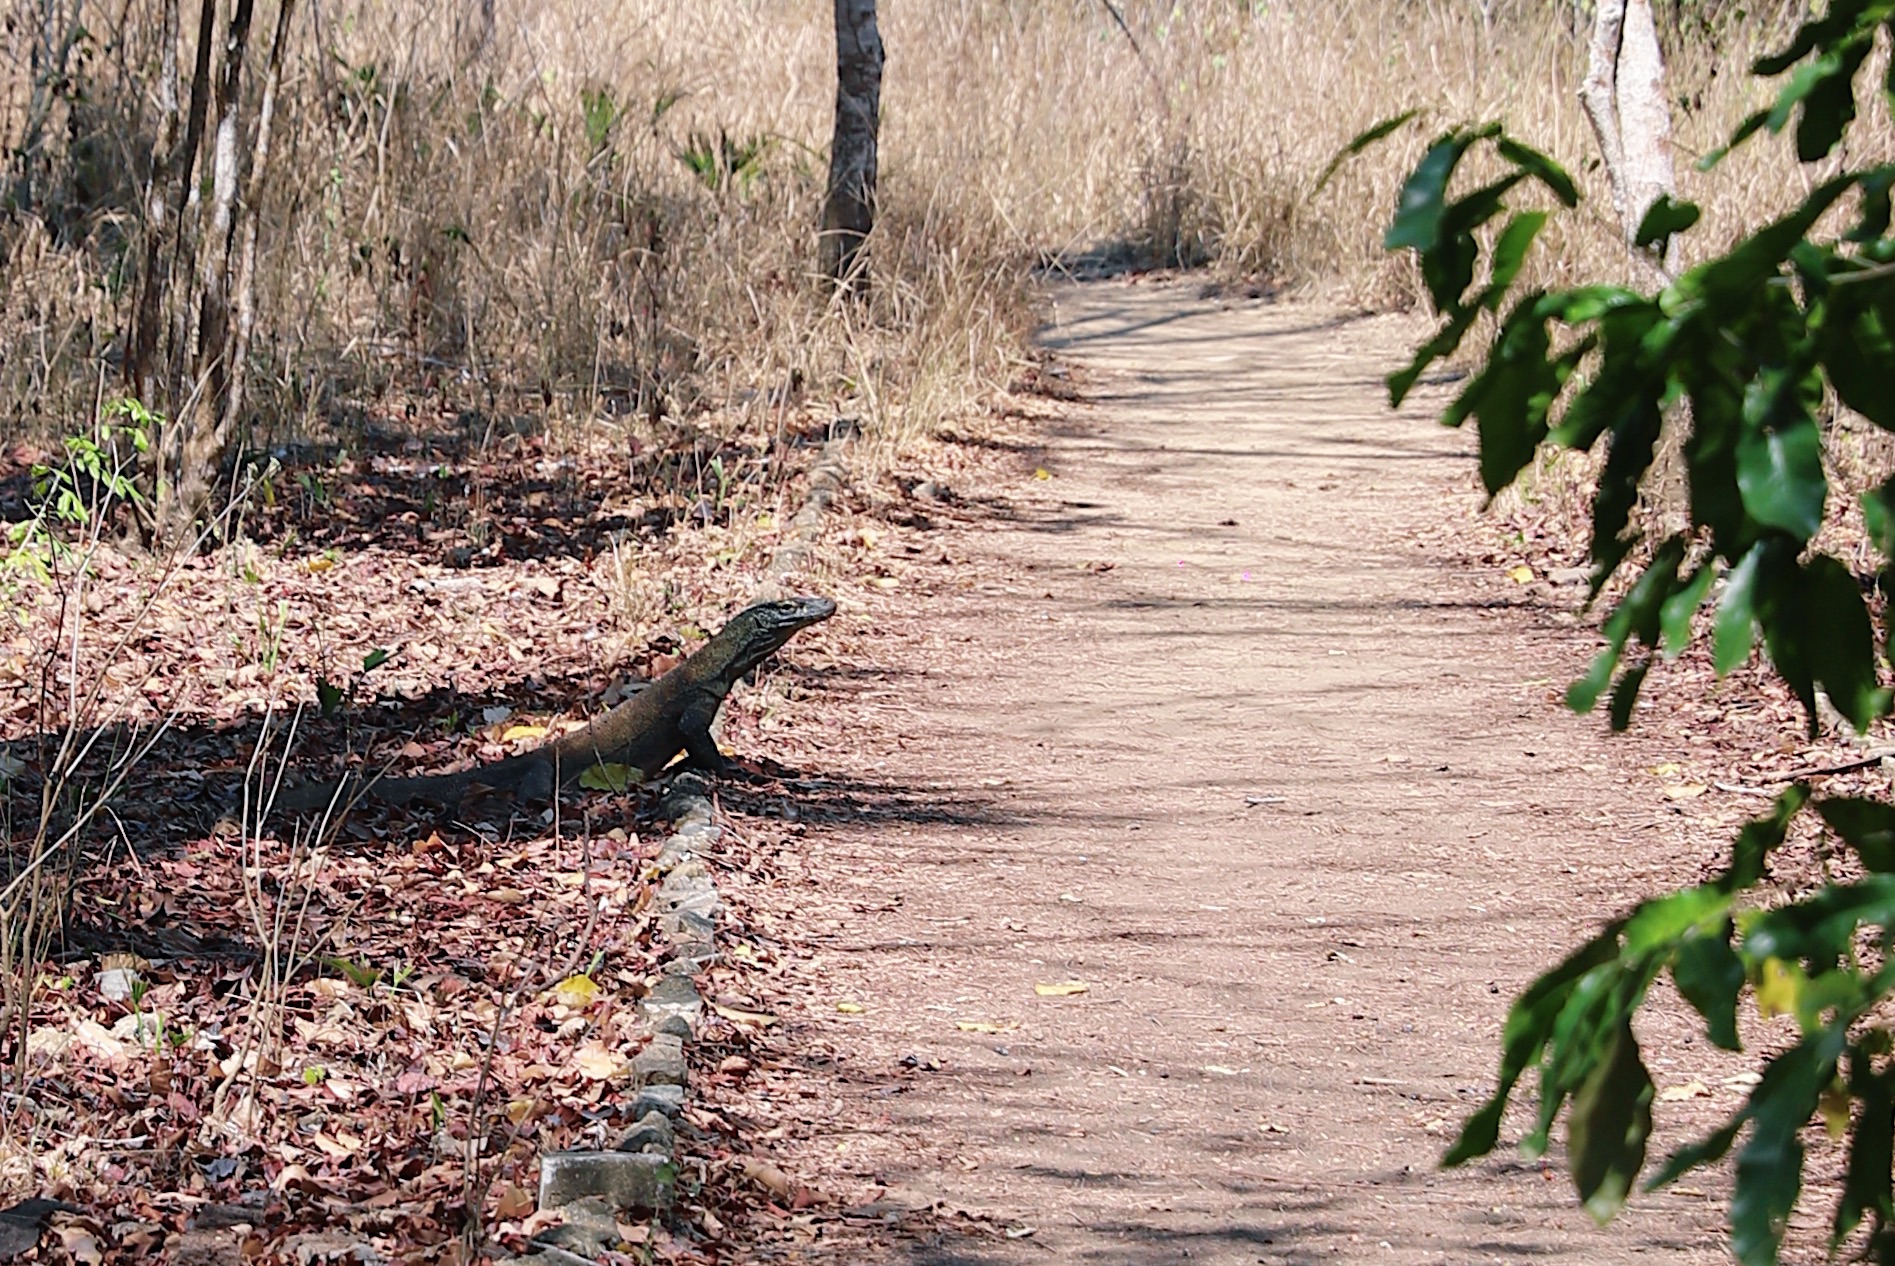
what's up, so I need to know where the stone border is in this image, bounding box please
[759,425,851,594]
[527,431,849,1259]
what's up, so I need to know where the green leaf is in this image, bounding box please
[322,955,382,988]
[1420,229,1483,314]
[1607,657,1651,732]
[1585,392,1664,585]
[1533,961,1630,1156]
[1658,564,1715,658]
[1388,305,1482,407]
[317,678,344,717]
[1696,172,1860,306]
[1550,302,1663,454]
[362,647,392,672]
[1816,283,1895,431]
[1714,545,1764,674]
[1794,39,1872,162]
[1635,195,1701,251]
[1568,1020,1654,1224]
[1724,787,1808,892]
[1444,925,1623,1167]
[1835,1056,1893,1248]
[1698,109,1771,171]
[1495,135,1579,207]
[1735,382,1826,541]
[1743,874,1895,966]
[1868,477,1895,556]
[1790,556,1888,732]
[1672,924,1744,1051]
[1452,295,1599,501]
[1569,537,1686,719]
[1731,1029,1846,1266]
[1649,1117,1744,1190]
[1489,211,1547,294]
[1622,883,1730,954]
[578,762,642,792]
[1811,799,1895,871]
[1765,57,1836,142]
[1313,108,1420,196]
[1568,642,1621,716]
[1386,130,1480,253]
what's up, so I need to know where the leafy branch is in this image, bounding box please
[1366,3,1895,1261]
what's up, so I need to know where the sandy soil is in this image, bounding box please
[716,281,1771,1264]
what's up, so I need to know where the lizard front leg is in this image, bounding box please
[677,694,733,775]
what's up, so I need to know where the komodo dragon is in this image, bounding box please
[270,595,835,814]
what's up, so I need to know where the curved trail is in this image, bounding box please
[771,282,1731,1264]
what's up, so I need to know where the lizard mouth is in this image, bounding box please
[757,595,838,629]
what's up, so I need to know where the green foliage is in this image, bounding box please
[315,646,395,717]
[581,86,620,154]
[31,399,151,529]
[578,762,640,792]
[675,128,769,196]
[1370,4,1895,1260]
[4,399,155,589]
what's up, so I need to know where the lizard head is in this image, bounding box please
[723,595,837,678]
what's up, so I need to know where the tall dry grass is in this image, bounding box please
[0,0,1858,464]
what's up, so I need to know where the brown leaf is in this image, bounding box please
[739,1157,793,1200]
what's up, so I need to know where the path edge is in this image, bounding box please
[525,431,851,1257]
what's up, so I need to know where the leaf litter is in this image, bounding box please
[0,405,893,1261]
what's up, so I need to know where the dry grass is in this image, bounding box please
[0,0,1861,471]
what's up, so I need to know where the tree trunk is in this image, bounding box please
[223,0,299,453]
[819,0,882,295]
[124,0,294,544]
[1579,0,1678,270]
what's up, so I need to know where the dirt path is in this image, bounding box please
[743,282,1740,1264]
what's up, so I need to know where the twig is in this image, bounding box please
[1769,749,1895,782]
[1094,0,1170,121]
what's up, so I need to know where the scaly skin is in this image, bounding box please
[271,596,835,814]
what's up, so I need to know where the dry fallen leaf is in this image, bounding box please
[502,724,549,742]
[1662,784,1708,800]
[1506,564,1533,584]
[954,1019,1019,1034]
[56,1225,103,1265]
[711,1002,778,1028]
[1034,981,1089,997]
[491,1182,535,1220]
[1658,1080,1710,1102]
[573,1043,625,1081]
[313,1131,363,1159]
[740,1157,793,1199]
[835,1001,865,1014]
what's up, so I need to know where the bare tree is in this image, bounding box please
[126,0,300,544]
[10,0,89,221]
[819,0,882,294]
[1579,0,1677,268]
